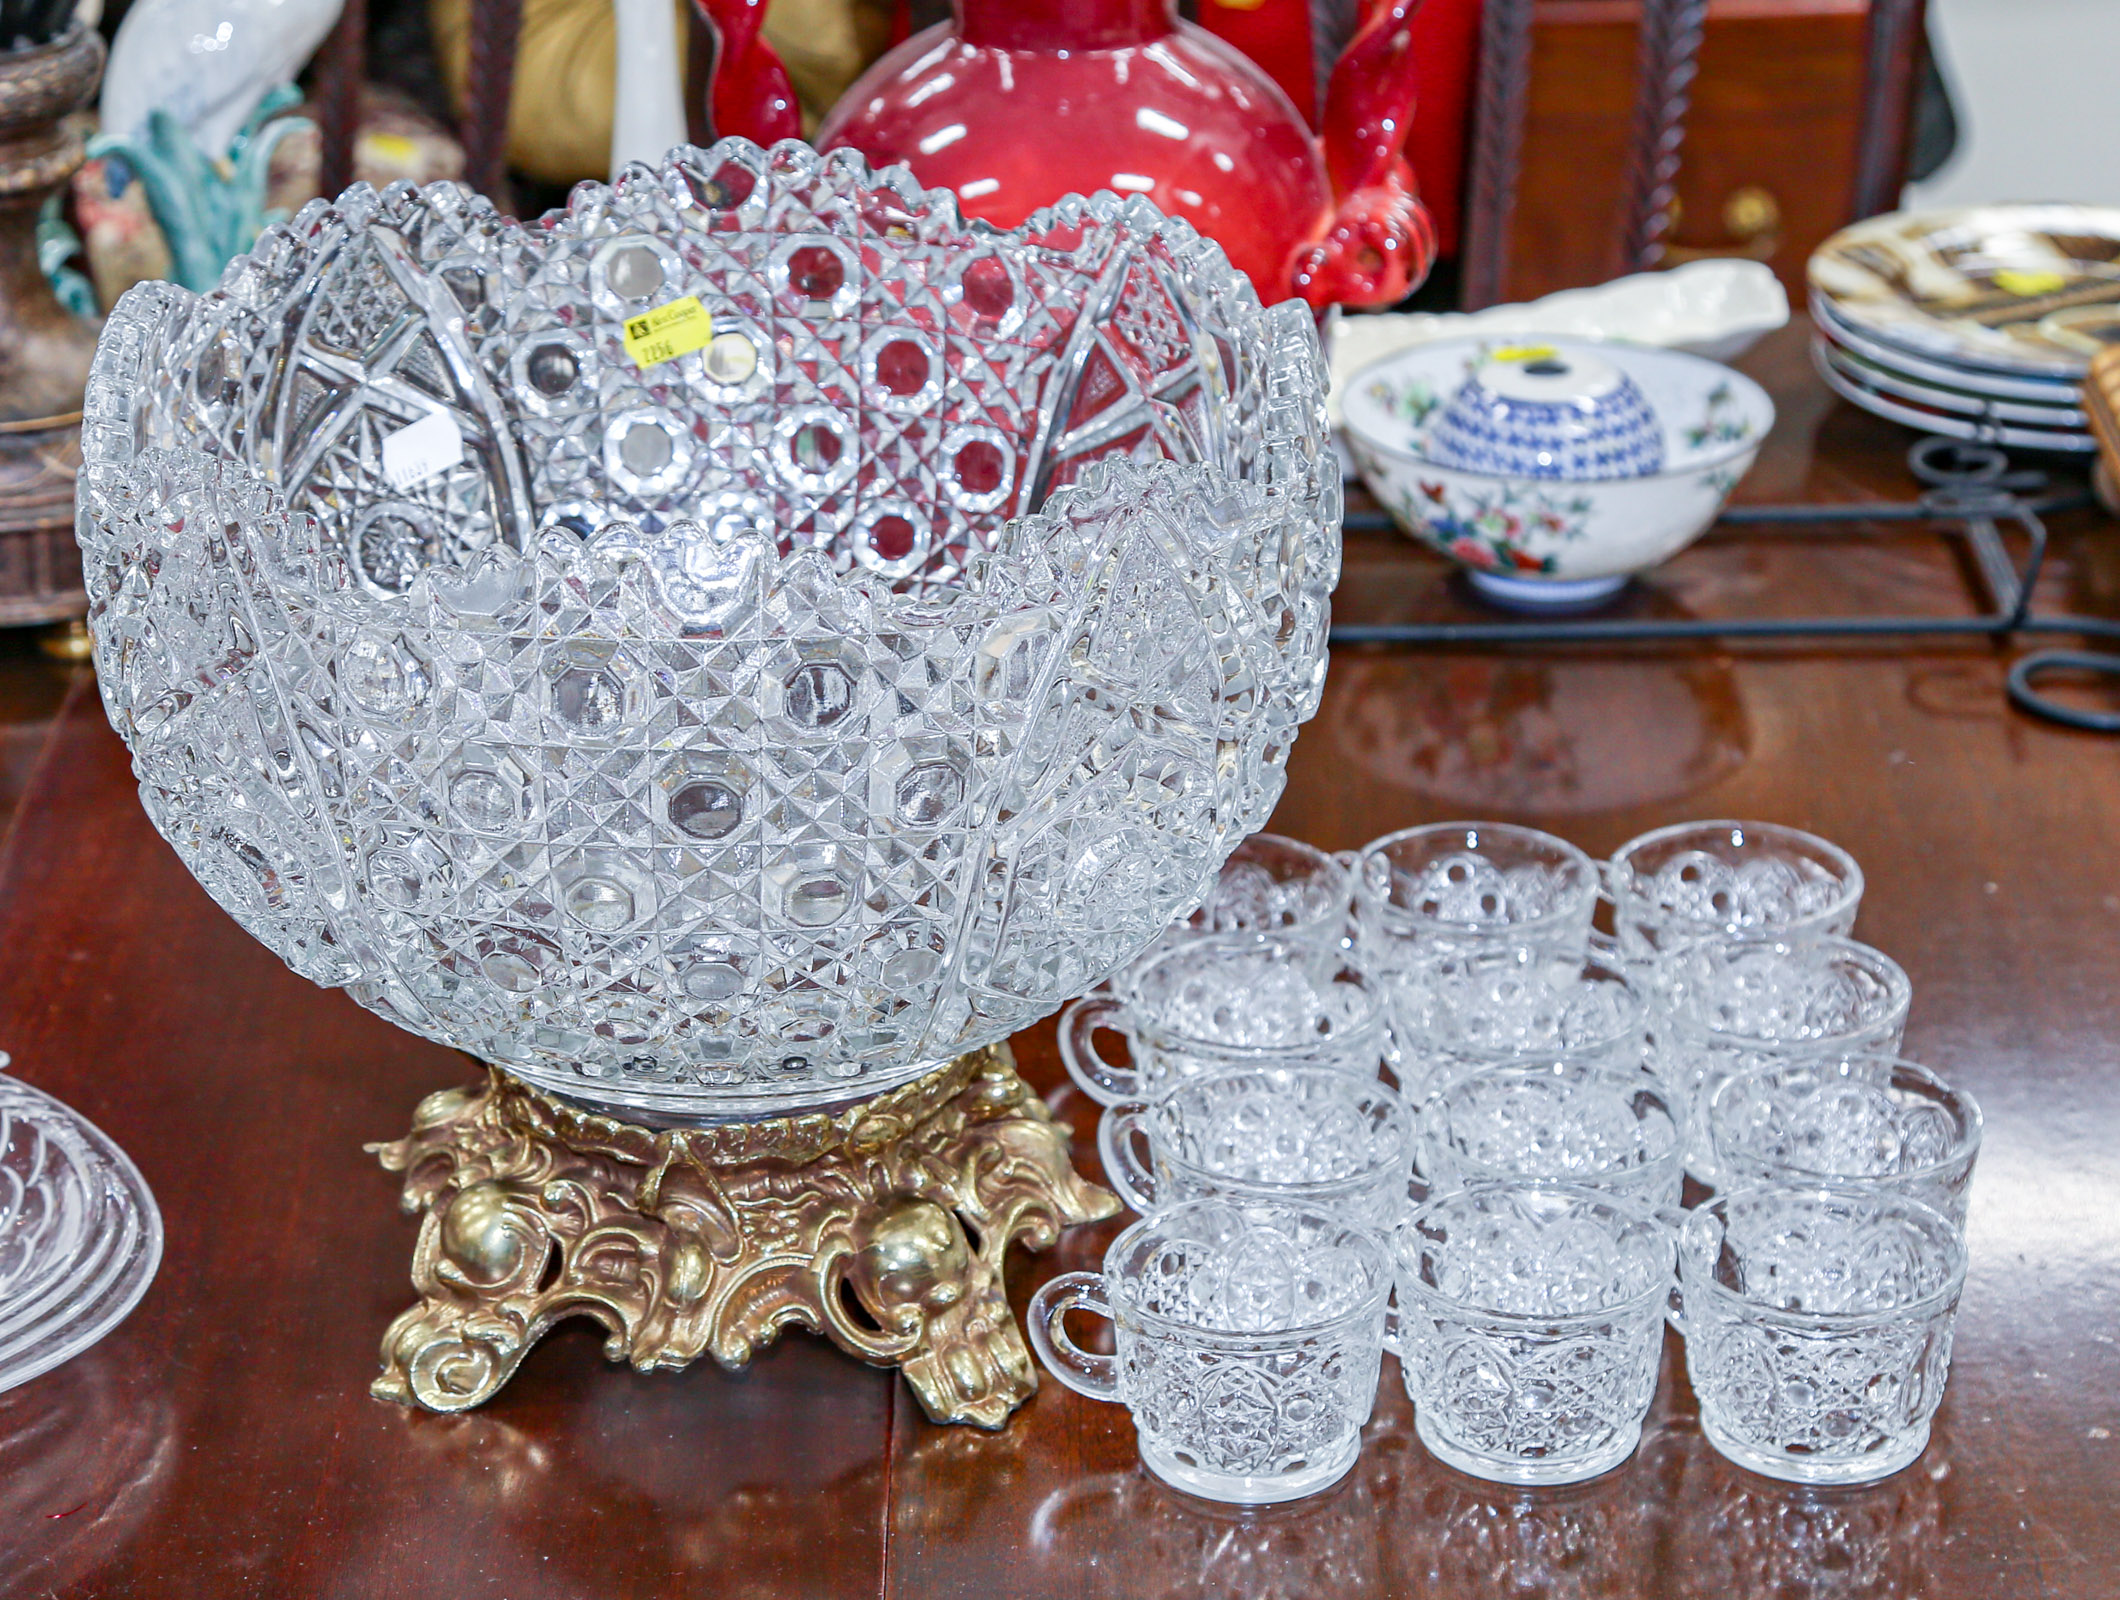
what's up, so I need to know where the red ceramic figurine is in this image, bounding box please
[788,0,1434,311]
[691,0,802,148]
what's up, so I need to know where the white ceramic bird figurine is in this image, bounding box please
[100,0,343,159]
[607,0,686,177]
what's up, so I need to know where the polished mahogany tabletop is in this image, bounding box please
[4,322,2119,1597]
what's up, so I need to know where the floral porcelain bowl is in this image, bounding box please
[1342,335,1774,608]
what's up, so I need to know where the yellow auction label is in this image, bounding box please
[623,296,714,369]
[1993,269,2068,298]
[1492,344,1558,363]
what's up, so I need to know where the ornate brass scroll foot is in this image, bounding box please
[368,1045,1118,1428]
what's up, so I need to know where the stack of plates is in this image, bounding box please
[1807,204,2120,454]
[0,1070,161,1394]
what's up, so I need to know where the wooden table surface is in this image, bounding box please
[5,322,2119,1598]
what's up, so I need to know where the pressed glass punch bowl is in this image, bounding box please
[74,139,1340,1122]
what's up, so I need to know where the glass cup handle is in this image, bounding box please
[1355,849,1392,904]
[1375,1016,1408,1088]
[1665,1204,1710,1337]
[1590,858,1632,951]
[1094,1105,1157,1215]
[1058,996,1138,1106]
[1411,1122,1454,1204]
[1026,1271,1120,1401]
[1328,852,1364,958]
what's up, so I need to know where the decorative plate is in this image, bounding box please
[1809,291,2084,404]
[1815,340,2089,429]
[1810,204,2120,378]
[1811,343,2096,454]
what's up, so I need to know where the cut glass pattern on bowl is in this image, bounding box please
[74,139,1340,1118]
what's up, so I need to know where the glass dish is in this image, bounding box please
[1178,833,1351,948]
[0,1068,162,1395]
[1353,822,1599,1034]
[73,139,1341,1120]
[1676,1186,1963,1485]
[1058,932,1391,1107]
[1398,946,1647,1101]
[1422,1059,1685,1209]
[1607,820,1863,959]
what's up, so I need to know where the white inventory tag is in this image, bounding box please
[381,409,464,491]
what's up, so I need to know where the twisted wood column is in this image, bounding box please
[460,0,523,204]
[1851,0,1928,220]
[1618,0,1710,272]
[1459,0,1535,310]
[312,0,365,198]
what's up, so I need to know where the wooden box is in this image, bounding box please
[1507,0,1872,301]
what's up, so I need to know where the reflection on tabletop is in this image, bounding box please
[944,1348,1953,1600]
[0,1352,176,1598]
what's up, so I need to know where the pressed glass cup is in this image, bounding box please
[1028,1199,1392,1504]
[1353,823,1599,1031]
[1607,820,1863,960]
[1676,1185,1965,1485]
[1058,932,1391,1107]
[1393,1182,1674,1485]
[1178,833,1352,948]
[1096,1066,1413,1229]
[1707,1056,1981,1228]
[1651,934,1912,1179]
[1423,1060,1685,1209]
[1399,947,1647,1104]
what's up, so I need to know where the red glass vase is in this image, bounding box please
[813,0,1434,311]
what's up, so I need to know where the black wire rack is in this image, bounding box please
[1329,437,2120,734]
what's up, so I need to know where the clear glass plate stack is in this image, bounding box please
[0,1066,161,1393]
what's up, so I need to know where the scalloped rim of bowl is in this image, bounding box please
[1341,334,1775,485]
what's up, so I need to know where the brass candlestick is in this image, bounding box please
[371,1045,1117,1427]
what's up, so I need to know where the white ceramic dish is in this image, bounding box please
[1809,291,2083,403]
[1328,260,1789,426]
[1810,342,2096,454]
[1815,339,2090,428]
[1343,336,1774,608]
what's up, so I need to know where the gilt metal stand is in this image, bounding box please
[371,1043,1118,1428]
[1333,438,2120,733]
